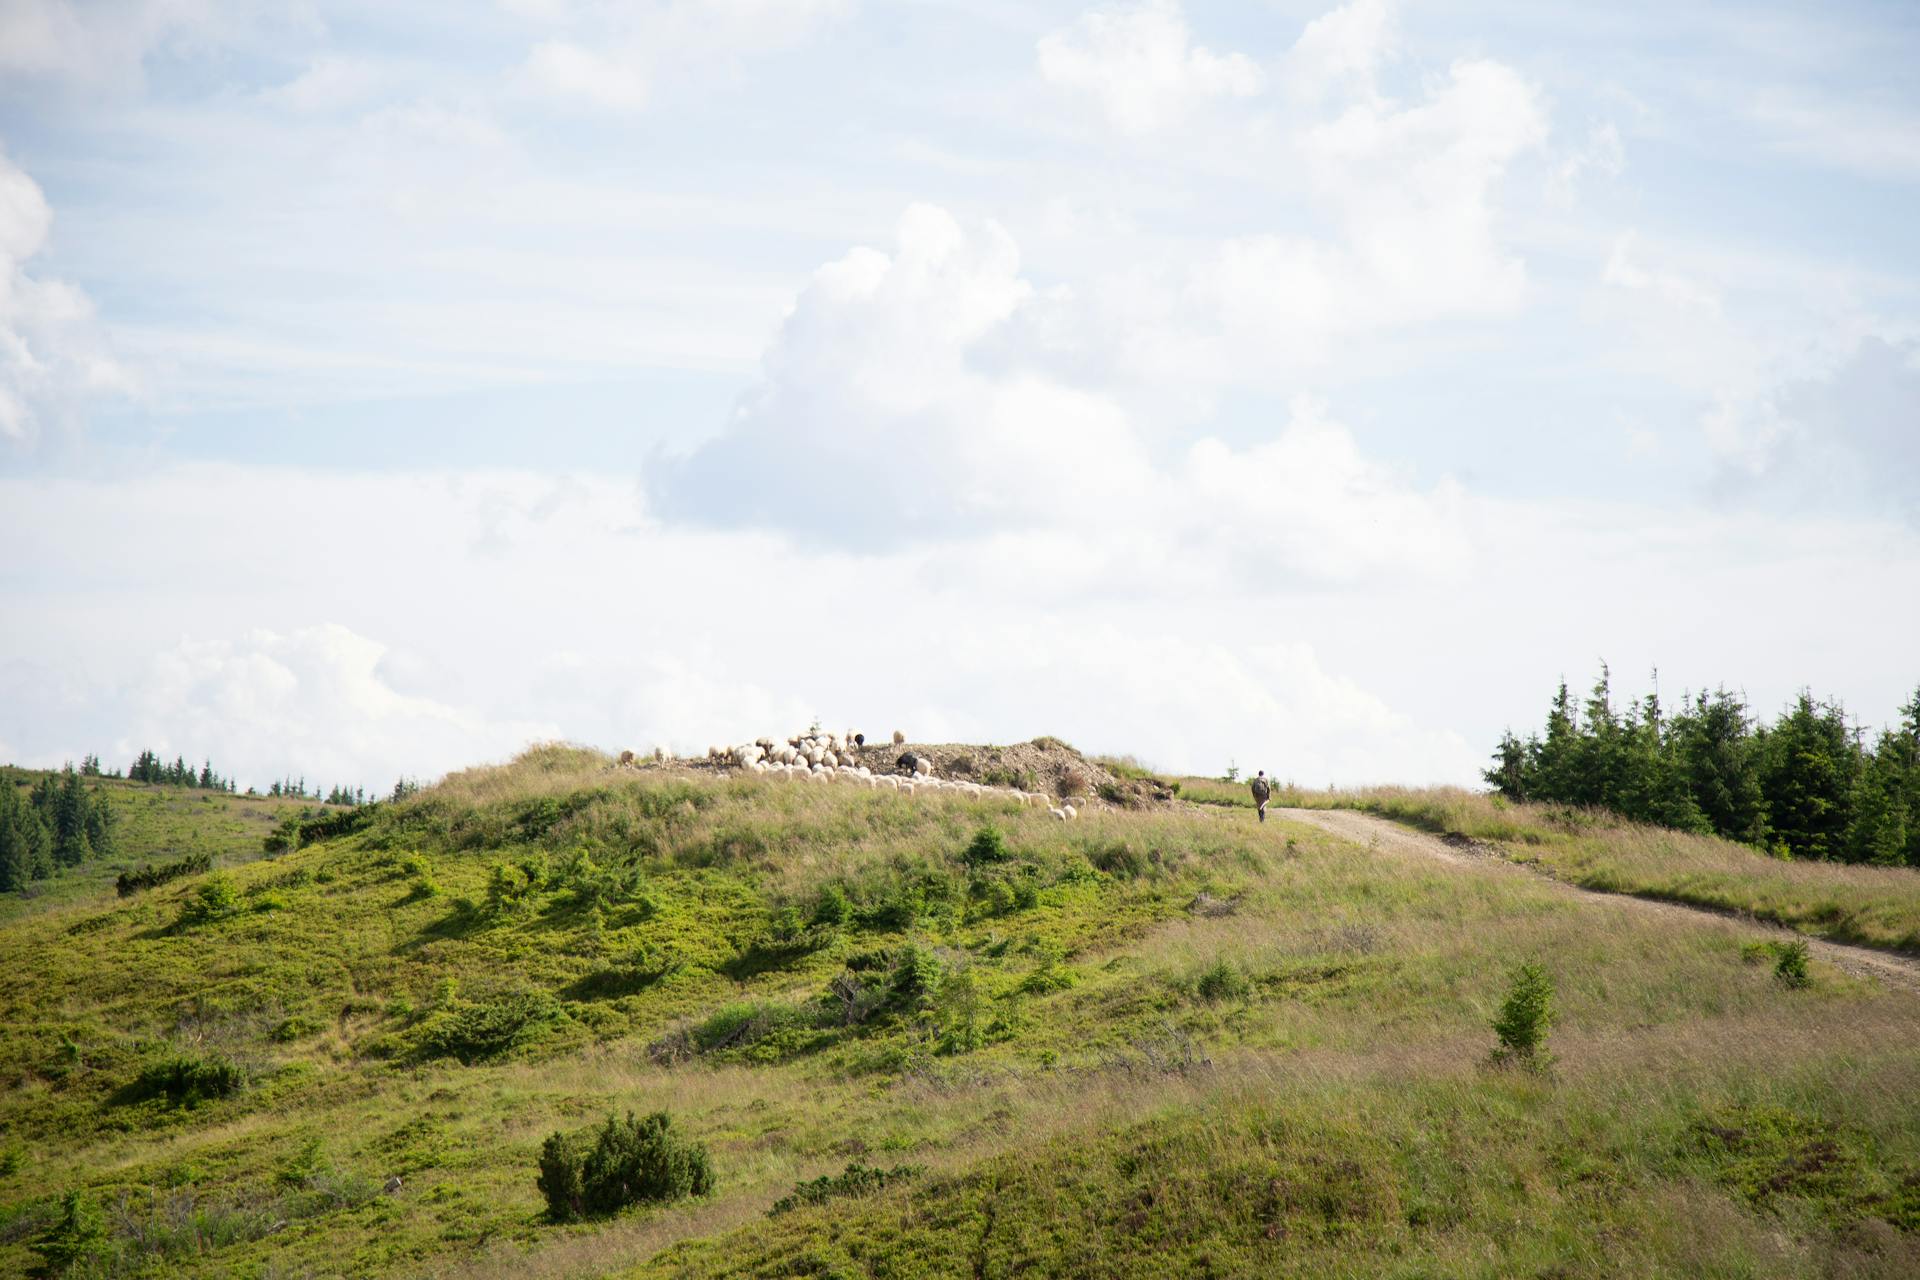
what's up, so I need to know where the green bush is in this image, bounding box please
[1492,962,1556,1062]
[811,883,852,928]
[1195,958,1249,1002]
[176,872,240,925]
[420,990,561,1063]
[538,1111,714,1221]
[964,825,1009,866]
[116,851,213,897]
[769,1162,923,1216]
[1773,940,1811,988]
[134,1051,245,1106]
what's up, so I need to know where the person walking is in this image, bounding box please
[1250,769,1272,823]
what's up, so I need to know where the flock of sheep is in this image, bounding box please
[691,729,1083,820]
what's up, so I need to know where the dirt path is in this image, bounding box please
[1276,806,1920,992]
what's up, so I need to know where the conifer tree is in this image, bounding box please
[1757,693,1857,861]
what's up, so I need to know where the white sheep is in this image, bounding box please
[1049,807,1067,820]
[914,757,932,777]
[1063,804,1078,820]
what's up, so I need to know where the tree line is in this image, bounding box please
[1487,667,1920,866]
[126,750,239,792]
[0,766,118,893]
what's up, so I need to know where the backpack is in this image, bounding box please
[1250,776,1271,803]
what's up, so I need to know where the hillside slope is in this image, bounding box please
[2,745,1918,1278]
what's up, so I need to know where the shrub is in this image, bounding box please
[116,851,212,897]
[1773,940,1811,988]
[1491,962,1556,1063]
[484,863,531,916]
[963,825,1009,866]
[538,1111,714,1221]
[176,872,240,925]
[420,990,561,1063]
[811,883,852,928]
[1196,958,1250,1002]
[134,1052,245,1106]
[769,1162,923,1216]
[1020,962,1077,995]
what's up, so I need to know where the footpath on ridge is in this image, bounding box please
[1276,806,1920,992]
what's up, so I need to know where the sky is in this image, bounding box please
[1,0,1917,793]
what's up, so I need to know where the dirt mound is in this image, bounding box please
[883,738,1176,808]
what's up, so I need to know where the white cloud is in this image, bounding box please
[1746,89,1920,182]
[265,56,385,114]
[1281,0,1392,104]
[0,150,132,451]
[0,459,1485,786]
[120,625,560,790]
[650,204,1468,584]
[515,0,852,113]
[0,0,303,94]
[1549,120,1625,202]
[1038,0,1262,134]
[1706,338,1920,523]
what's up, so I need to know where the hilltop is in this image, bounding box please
[1,742,1918,1278]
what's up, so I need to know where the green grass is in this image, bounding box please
[1,748,1917,1278]
[1276,785,1920,954]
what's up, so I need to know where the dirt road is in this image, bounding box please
[1277,806,1920,992]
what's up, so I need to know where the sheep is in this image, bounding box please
[892,730,906,745]
[653,746,668,762]
[914,757,932,777]
[1049,807,1067,820]
[1062,804,1078,820]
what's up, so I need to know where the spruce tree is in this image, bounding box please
[1759,693,1858,861]
[0,784,28,892]
[1674,689,1768,845]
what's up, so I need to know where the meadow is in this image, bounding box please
[0,746,1915,1277]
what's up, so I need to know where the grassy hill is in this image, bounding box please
[1,745,1917,1278]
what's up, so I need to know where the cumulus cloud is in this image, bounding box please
[1194,57,1547,350]
[649,204,1468,583]
[0,150,131,452]
[120,625,558,790]
[515,0,852,113]
[1038,0,1262,134]
[1281,0,1393,104]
